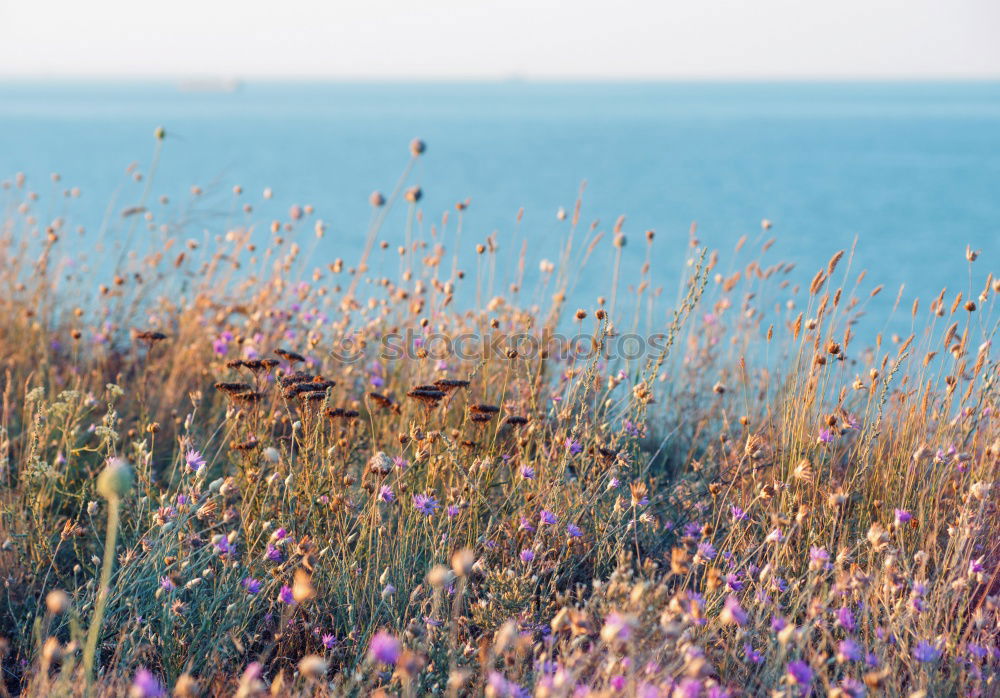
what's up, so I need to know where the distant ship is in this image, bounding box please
[177,78,243,93]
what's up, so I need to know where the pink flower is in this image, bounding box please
[131,668,165,697]
[369,630,401,664]
[721,595,747,626]
[600,612,634,643]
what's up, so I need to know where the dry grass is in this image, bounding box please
[0,137,998,697]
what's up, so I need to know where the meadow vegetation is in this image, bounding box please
[0,136,998,696]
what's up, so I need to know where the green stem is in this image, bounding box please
[83,495,120,691]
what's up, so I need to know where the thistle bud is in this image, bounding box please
[97,458,133,499]
[45,589,71,615]
[426,565,453,589]
[451,548,475,577]
[298,655,328,680]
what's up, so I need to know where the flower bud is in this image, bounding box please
[45,589,71,615]
[97,458,133,499]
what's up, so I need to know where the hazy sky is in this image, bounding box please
[2,0,998,79]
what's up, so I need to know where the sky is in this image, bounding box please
[1,0,998,80]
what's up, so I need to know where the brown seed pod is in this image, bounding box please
[274,348,306,363]
[234,391,265,405]
[469,404,500,414]
[325,407,360,421]
[231,437,260,451]
[369,392,400,413]
[278,371,315,387]
[214,382,253,395]
[134,330,168,343]
[407,388,445,405]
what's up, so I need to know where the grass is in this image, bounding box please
[0,134,998,697]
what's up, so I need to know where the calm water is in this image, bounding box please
[1,81,998,340]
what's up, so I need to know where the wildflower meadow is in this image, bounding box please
[0,135,998,697]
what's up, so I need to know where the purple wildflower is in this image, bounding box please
[378,485,395,503]
[837,639,863,663]
[242,577,262,595]
[487,671,528,698]
[565,438,582,455]
[520,465,535,479]
[808,546,829,570]
[786,660,812,686]
[278,585,295,605]
[184,449,206,472]
[913,641,941,662]
[131,668,165,698]
[567,523,583,538]
[894,508,912,526]
[540,510,557,525]
[413,493,439,516]
[840,678,866,698]
[721,595,747,626]
[835,607,856,632]
[744,643,764,664]
[369,630,401,664]
[674,679,702,698]
[322,633,337,649]
[968,643,989,660]
[520,549,535,563]
[601,612,634,643]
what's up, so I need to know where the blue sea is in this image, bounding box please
[1,81,998,340]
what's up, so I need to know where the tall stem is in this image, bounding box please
[83,495,120,691]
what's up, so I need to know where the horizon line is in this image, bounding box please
[2,73,1000,84]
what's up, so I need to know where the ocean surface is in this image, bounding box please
[1,81,998,342]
